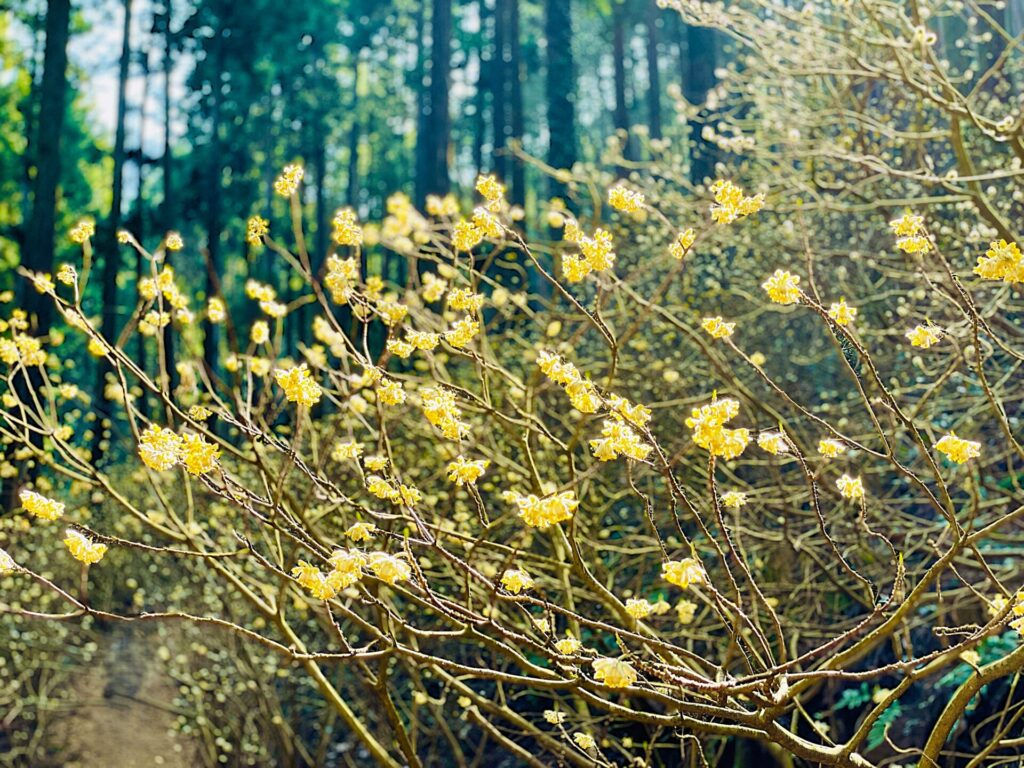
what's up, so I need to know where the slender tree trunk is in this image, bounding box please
[347,52,362,208]
[20,0,71,337]
[412,1,429,206]
[645,0,662,141]
[134,25,151,419]
[684,23,718,184]
[202,37,224,377]
[544,0,576,198]
[428,0,451,196]
[472,0,489,179]
[160,0,178,406]
[93,0,133,460]
[611,1,634,162]
[491,0,508,181]
[508,0,525,207]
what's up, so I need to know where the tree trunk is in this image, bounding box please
[416,0,451,204]
[544,0,576,198]
[472,0,489,179]
[684,24,718,184]
[611,1,634,162]
[20,0,71,337]
[202,35,224,377]
[160,0,179,408]
[491,0,508,181]
[645,0,662,141]
[508,0,525,208]
[93,0,133,460]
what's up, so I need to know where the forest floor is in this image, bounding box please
[58,623,195,768]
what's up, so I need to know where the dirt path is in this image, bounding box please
[60,625,195,768]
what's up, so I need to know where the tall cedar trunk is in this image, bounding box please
[611,1,634,161]
[412,2,429,206]
[202,35,224,376]
[93,0,133,460]
[645,0,662,140]
[416,0,451,204]
[544,0,576,198]
[20,0,71,337]
[6,0,71,510]
[134,29,151,419]
[160,0,179,408]
[508,0,525,207]
[491,0,508,181]
[347,52,362,208]
[684,24,718,184]
[472,0,489,178]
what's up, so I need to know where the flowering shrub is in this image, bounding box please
[3,2,1024,765]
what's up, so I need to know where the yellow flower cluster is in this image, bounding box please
[500,568,533,594]
[537,350,600,413]
[63,529,108,565]
[663,558,706,589]
[607,394,651,429]
[293,551,366,600]
[406,330,440,351]
[367,552,411,585]
[421,386,469,440]
[709,180,764,224]
[275,364,322,407]
[345,521,376,542]
[592,657,638,689]
[685,397,750,459]
[444,316,479,349]
[828,298,857,326]
[625,598,653,619]
[325,255,359,304]
[0,548,16,575]
[906,324,942,348]
[475,174,505,212]
[331,208,363,246]
[421,273,447,303]
[20,489,65,521]
[472,207,503,238]
[668,228,696,260]
[0,334,47,367]
[836,474,865,500]
[446,456,489,485]
[757,431,788,455]
[890,213,930,253]
[138,425,182,471]
[721,491,748,509]
[180,433,220,475]
[376,378,407,406]
[366,475,422,507]
[702,316,734,339]
[139,266,190,317]
[819,438,845,458]
[69,220,95,244]
[164,231,184,251]
[562,222,616,282]
[274,164,304,197]
[505,489,579,529]
[935,432,981,464]
[207,297,226,323]
[452,220,485,252]
[387,339,413,359]
[449,288,484,313]
[1011,592,1024,634]
[608,184,645,213]
[426,193,459,217]
[762,269,801,305]
[589,418,651,462]
[973,239,1023,284]
[246,215,268,245]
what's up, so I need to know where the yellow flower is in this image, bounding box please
[0,548,16,575]
[668,228,696,259]
[189,405,213,421]
[138,425,182,471]
[507,490,579,529]
[935,432,981,464]
[164,231,184,251]
[607,394,651,429]
[709,180,763,224]
[446,456,489,485]
[500,568,534,594]
[63,529,108,565]
[721,491,748,509]
[592,657,638,689]
[452,220,485,251]
[757,431,788,455]
[426,193,460,217]
[274,164,304,197]
[332,441,364,461]
[762,270,801,305]
[444,316,479,349]
[828,298,857,326]
[906,324,942,348]
[625,598,653,619]
[448,287,485,313]
[364,455,388,471]
[328,548,367,589]
[663,558,706,589]
[386,339,414,359]
[275,364,322,407]
[376,378,407,406]
[180,433,220,475]
[246,215,269,245]
[475,174,505,211]
[420,273,448,303]
[819,438,845,458]
[57,264,77,285]
[69,220,95,244]
[331,208,363,246]
[367,475,400,502]
[555,634,581,655]
[544,710,567,724]
[572,732,596,750]
[676,599,697,624]
[406,330,440,351]
[608,184,645,213]
[19,489,65,521]
[702,316,735,339]
[685,397,750,459]
[344,521,377,542]
[251,321,270,345]
[973,239,1023,284]
[367,552,411,585]
[589,418,651,462]
[836,474,865,500]
[292,560,344,600]
[889,213,930,253]
[207,298,226,324]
